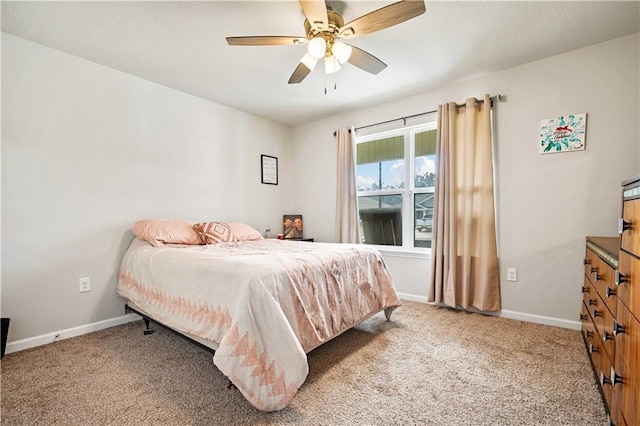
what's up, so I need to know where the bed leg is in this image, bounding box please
[384,307,397,321]
[143,318,155,335]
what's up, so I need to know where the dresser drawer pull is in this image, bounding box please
[580,313,588,321]
[614,270,628,286]
[600,371,612,386]
[603,331,615,342]
[582,286,590,294]
[590,266,597,274]
[605,286,616,298]
[613,320,626,336]
[588,299,597,306]
[593,272,602,281]
[610,367,623,386]
[585,330,593,338]
[583,258,591,265]
[618,218,632,234]
[592,309,602,318]
[589,343,599,354]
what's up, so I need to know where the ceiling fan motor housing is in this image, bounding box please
[304,9,348,55]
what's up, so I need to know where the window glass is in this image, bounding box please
[414,154,436,188]
[356,135,405,192]
[357,160,405,191]
[355,125,436,250]
[414,130,437,188]
[414,193,434,248]
[358,195,403,246]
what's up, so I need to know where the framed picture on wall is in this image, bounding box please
[539,113,587,154]
[261,155,278,185]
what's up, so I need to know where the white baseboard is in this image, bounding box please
[396,292,429,303]
[5,313,140,355]
[397,293,581,330]
[499,310,581,330]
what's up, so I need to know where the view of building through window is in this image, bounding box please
[356,124,436,249]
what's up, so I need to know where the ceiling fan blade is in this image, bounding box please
[347,46,387,74]
[339,0,426,39]
[226,36,306,46]
[288,62,312,84]
[299,0,329,31]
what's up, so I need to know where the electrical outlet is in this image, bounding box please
[506,268,518,282]
[79,277,91,293]
[265,226,271,234]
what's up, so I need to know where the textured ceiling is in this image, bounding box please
[2,1,639,127]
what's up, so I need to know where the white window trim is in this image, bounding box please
[355,121,437,254]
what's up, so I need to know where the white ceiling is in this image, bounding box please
[2,1,639,127]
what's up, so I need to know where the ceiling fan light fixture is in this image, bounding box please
[308,37,327,59]
[300,53,318,71]
[332,41,352,64]
[324,56,341,74]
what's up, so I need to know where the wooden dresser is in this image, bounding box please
[581,175,639,426]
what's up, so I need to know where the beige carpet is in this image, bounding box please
[0,301,607,425]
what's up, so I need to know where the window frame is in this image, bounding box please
[355,121,437,253]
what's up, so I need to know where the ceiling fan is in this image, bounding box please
[226,0,426,84]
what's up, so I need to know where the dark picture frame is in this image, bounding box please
[261,155,278,185]
[283,214,303,239]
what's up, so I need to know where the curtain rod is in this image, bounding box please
[332,94,502,136]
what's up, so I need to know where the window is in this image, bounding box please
[356,123,436,250]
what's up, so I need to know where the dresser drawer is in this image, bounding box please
[583,279,595,311]
[592,291,616,362]
[581,301,596,341]
[614,302,639,426]
[617,252,639,320]
[621,198,640,256]
[584,250,618,320]
[609,394,627,426]
[585,248,599,280]
[599,350,615,413]
[586,330,605,380]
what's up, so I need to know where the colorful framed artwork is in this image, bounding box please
[540,113,587,154]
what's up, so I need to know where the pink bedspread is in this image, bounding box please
[117,238,400,411]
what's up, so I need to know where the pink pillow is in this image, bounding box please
[227,222,264,241]
[193,222,238,244]
[133,220,201,247]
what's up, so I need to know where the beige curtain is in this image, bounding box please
[428,94,501,311]
[335,127,359,243]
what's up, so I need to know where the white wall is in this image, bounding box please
[291,33,640,324]
[1,33,294,342]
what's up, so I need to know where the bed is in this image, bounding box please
[116,221,401,412]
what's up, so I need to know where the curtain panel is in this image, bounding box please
[428,94,501,312]
[335,127,359,243]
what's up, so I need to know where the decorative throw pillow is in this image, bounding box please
[132,219,201,247]
[193,222,238,244]
[227,222,264,241]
